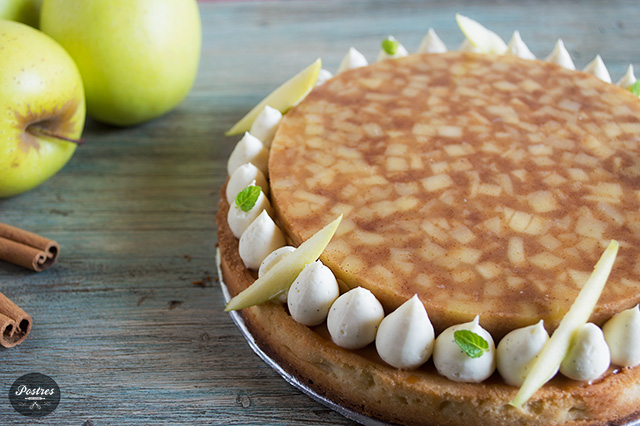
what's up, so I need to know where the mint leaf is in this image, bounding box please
[382,37,399,55]
[630,81,640,97]
[235,185,261,212]
[454,329,489,358]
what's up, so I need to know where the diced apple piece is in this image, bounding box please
[528,144,553,156]
[396,196,418,211]
[451,247,482,264]
[341,253,366,273]
[421,220,449,243]
[305,122,324,136]
[497,173,514,195]
[452,268,476,283]
[451,158,473,172]
[438,126,463,138]
[384,143,407,156]
[443,143,469,156]
[456,14,508,55]
[506,276,526,289]
[419,242,447,261]
[483,217,502,235]
[478,183,502,197]
[476,262,502,279]
[568,269,592,288]
[225,214,342,311]
[430,161,449,174]
[511,169,527,182]
[575,215,607,240]
[524,216,549,236]
[538,234,562,251]
[508,237,526,266]
[510,240,619,407]
[597,202,625,226]
[527,190,557,213]
[386,157,408,172]
[421,174,453,192]
[226,58,322,136]
[567,168,589,182]
[589,182,623,203]
[509,211,532,233]
[583,135,614,159]
[359,78,383,89]
[412,123,434,136]
[576,237,598,253]
[354,230,385,245]
[435,255,461,270]
[543,172,567,186]
[434,218,451,230]
[529,251,563,270]
[450,224,476,244]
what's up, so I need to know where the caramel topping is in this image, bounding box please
[269,52,640,337]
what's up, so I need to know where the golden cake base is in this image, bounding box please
[218,194,640,426]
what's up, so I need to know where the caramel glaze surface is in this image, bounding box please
[269,52,640,338]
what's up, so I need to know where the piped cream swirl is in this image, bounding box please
[327,287,384,350]
[603,305,640,368]
[375,295,435,369]
[496,320,549,386]
[433,316,496,383]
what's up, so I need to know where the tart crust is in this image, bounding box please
[218,197,640,426]
[219,51,640,425]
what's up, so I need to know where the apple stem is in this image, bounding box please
[29,127,85,146]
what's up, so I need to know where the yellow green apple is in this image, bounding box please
[0,20,85,198]
[40,0,201,126]
[0,0,43,27]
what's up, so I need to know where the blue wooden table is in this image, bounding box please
[1,1,639,424]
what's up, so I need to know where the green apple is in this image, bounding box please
[0,0,43,27]
[0,20,85,198]
[40,0,201,127]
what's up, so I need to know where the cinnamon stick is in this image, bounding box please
[0,223,59,272]
[0,292,32,348]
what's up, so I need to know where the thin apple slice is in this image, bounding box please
[225,214,342,311]
[225,58,322,136]
[456,14,507,55]
[510,240,619,408]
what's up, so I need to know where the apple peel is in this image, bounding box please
[456,14,507,55]
[510,240,619,408]
[225,214,342,311]
[225,58,322,136]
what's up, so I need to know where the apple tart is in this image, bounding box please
[218,27,640,426]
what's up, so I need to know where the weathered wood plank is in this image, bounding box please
[1,1,639,424]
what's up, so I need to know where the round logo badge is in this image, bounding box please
[9,373,60,417]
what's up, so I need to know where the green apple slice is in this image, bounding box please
[456,14,507,55]
[225,58,322,136]
[225,214,342,311]
[510,240,619,408]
